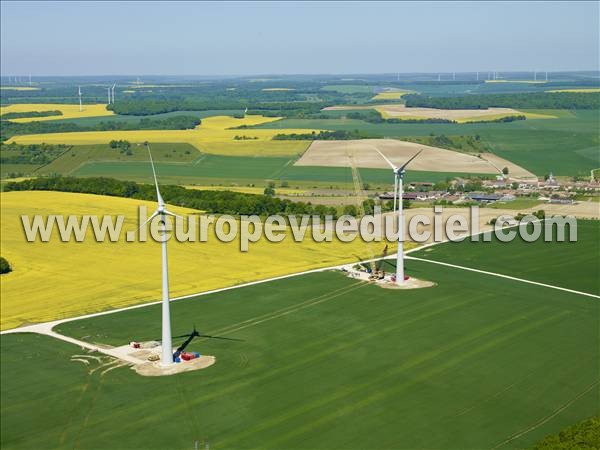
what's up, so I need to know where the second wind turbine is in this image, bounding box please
[375,148,422,285]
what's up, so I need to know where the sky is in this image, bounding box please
[1,1,598,76]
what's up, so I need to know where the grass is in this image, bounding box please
[0,103,114,122]
[254,110,600,177]
[411,220,599,295]
[2,248,598,449]
[0,190,377,330]
[6,114,318,157]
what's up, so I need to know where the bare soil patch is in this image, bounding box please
[295,139,499,174]
[376,104,522,121]
[135,355,216,376]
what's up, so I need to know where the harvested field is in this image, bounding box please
[295,139,501,174]
[375,104,553,122]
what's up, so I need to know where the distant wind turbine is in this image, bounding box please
[78,86,83,112]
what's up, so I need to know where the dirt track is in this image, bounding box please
[295,139,500,174]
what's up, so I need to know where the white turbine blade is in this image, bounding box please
[374,148,397,170]
[398,149,423,173]
[130,210,160,235]
[163,210,192,222]
[146,144,165,207]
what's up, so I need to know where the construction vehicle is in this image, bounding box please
[368,245,388,281]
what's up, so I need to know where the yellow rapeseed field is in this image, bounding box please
[546,88,600,93]
[0,87,41,91]
[371,90,413,100]
[0,191,382,330]
[0,103,114,122]
[7,115,323,157]
[484,80,546,84]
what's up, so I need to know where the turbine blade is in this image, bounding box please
[163,210,194,223]
[374,147,397,170]
[146,143,164,207]
[398,149,423,172]
[129,210,159,236]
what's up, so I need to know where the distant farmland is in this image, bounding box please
[254,110,600,176]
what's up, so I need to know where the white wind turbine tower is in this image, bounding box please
[111,83,116,103]
[137,143,186,366]
[107,87,111,104]
[375,148,422,285]
[78,86,83,112]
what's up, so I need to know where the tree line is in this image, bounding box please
[273,130,372,140]
[3,176,340,218]
[1,110,63,119]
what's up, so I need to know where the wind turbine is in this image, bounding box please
[107,87,111,104]
[138,143,184,366]
[78,86,83,112]
[375,148,422,285]
[111,83,116,103]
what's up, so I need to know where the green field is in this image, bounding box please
[71,154,492,187]
[411,220,600,295]
[2,225,598,449]
[255,109,600,177]
[37,143,199,175]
